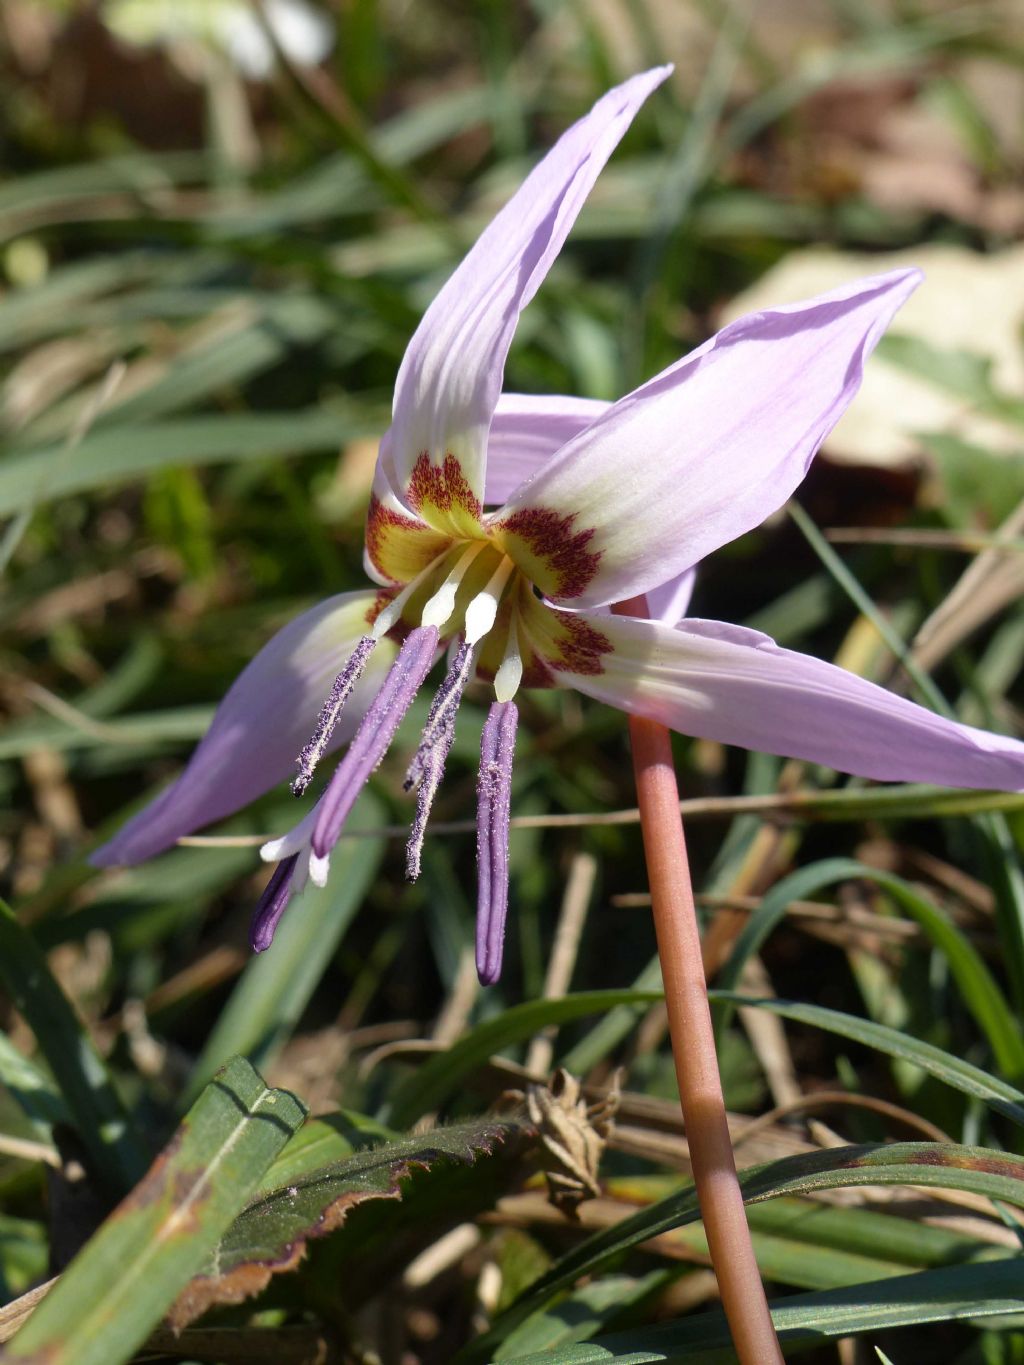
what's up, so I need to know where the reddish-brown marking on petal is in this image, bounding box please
[407,452,482,523]
[364,588,397,629]
[363,588,413,644]
[549,613,613,675]
[519,655,557,689]
[364,494,451,585]
[513,588,613,685]
[495,506,601,600]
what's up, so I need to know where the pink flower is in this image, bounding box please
[94,68,1024,983]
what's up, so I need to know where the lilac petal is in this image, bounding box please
[556,612,1024,791]
[312,626,439,860]
[91,591,396,867]
[483,394,609,506]
[639,568,697,625]
[496,269,921,608]
[476,700,518,985]
[388,67,671,521]
[251,854,300,953]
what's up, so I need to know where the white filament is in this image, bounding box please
[371,547,452,641]
[419,541,486,630]
[260,807,318,863]
[309,851,331,888]
[493,612,523,702]
[291,857,310,895]
[464,555,516,646]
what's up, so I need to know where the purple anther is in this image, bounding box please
[312,626,439,860]
[405,711,456,880]
[294,635,377,796]
[250,853,300,952]
[475,700,518,985]
[404,640,475,794]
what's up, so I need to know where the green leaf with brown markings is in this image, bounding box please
[170,1114,537,1330]
[4,1057,305,1365]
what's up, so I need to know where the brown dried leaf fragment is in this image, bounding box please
[502,1069,620,1219]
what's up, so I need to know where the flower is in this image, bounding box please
[93,67,1024,984]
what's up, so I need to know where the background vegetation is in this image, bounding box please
[1,1,1024,1361]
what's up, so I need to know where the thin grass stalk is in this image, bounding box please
[616,596,782,1364]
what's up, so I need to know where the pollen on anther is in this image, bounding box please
[294,636,377,795]
[476,700,518,985]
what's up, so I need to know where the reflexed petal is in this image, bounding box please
[388,67,671,531]
[484,393,609,505]
[495,269,920,607]
[548,567,696,630]
[363,446,452,587]
[91,591,397,866]
[642,568,697,625]
[556,612,1024,791]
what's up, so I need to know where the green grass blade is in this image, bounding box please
[464,1141,1024,1364]
[0,408,388,516]
[788,500,1024,1014]
[184,794,387,1102]
[558,959,666,1075]
[496,1273,669,1360]
[0,900,148,1191]
[762,784,1024,821]
[0,1032,69,1140]
[711,993,1024,1126]
[788,501,947,712]
[385,990,664,1130]
[716,857,1024,1079]
[3,1057,305,1365]
[392,984,1024,1136]
[501,1259,1024,1362]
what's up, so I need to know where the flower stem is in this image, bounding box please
[616,600,782,1364]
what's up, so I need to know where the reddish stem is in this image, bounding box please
[616,599,782,1364]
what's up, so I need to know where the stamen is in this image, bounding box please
[493,611,524,703]
[475,700,518,985]
[312,625,439,862]
[402,640,476,875]
[404,640,475,793]
[251,853,299,952]
[293,637,377,795]
[464,555,516,645]
[405,711,455,880]
[419,541,486,631]
[260,806,318,863]
[371,548,451,641]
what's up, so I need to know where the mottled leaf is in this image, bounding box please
[4,1058,305,1365]
[170,1114,536,1330]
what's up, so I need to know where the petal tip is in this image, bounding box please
[878,264,924,301]
[88,843,120,870]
